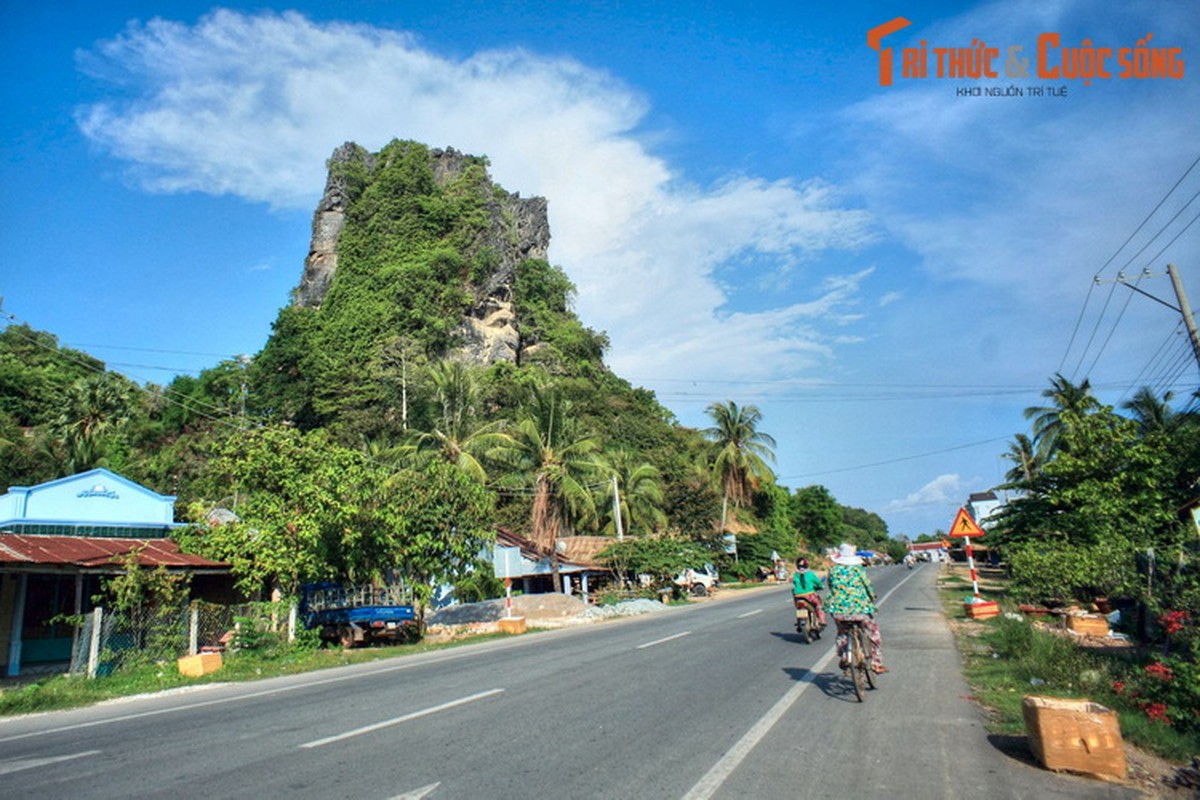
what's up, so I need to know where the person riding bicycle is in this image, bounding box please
[826,543,888,674]
[791,557,826,628]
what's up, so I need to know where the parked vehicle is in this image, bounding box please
[674,564,719,597]
[300,582,419,648]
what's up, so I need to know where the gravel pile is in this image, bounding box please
[428,595,669,628]
[581,598,671,620]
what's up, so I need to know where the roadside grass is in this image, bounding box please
[0,633,510,718]
[938,566,1199,764]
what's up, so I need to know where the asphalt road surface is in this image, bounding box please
[0,565,1137,799]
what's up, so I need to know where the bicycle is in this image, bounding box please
[793,596,823,643]
[838,618,878,702]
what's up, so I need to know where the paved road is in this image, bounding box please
[0,565,1136,799]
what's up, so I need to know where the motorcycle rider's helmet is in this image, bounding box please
[795,557,809,569]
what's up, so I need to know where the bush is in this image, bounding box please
[1007,539,1137,605]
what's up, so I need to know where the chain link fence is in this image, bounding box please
[69,600,296,678]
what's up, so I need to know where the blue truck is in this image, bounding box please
[300,582,420,648]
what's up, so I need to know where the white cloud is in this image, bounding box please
[75,9,875,388]
[884,473,966,513]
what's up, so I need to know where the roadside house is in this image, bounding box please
[490,528,614,601]
[0,468,230,677]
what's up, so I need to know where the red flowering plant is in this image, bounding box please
[1159,610,1189,637]
[1118,655,1199,734]
[1144,661,1174,682]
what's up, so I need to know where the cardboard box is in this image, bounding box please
[1022,695,1126,780]
[964,600,1000,619]
[1067,615,1110,636]
[177,652,223,677]
[497,616,527,634]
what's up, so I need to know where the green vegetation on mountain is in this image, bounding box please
[3,139,905,600]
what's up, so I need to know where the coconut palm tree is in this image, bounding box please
[408,361,505,483]
[490,383,602,590]
[703,400,776,533]
[1001,433,1040,484]
[1023,373,1098,460]
[599,450,667,537]
[1120,387,1178,434]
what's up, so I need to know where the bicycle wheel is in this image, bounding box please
[849,626,865,702]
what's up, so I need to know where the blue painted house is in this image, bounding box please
[0,469,228,677]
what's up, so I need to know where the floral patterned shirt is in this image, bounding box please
[825,563,877,616]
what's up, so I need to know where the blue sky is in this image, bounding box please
[3,1,1198,538]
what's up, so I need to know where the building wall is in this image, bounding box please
[1,468,176,527]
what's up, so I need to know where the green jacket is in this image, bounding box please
[792,569,824,595]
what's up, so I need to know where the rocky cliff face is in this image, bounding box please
[293,142,551,364]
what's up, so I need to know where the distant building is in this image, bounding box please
[966,491,1003,528]
[0,469,229,677]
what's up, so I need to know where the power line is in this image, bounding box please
[778,435,1011,481]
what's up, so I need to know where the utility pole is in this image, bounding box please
[1167,263,1200,373]
[611,475,624,540]
[1114,264,1200,375]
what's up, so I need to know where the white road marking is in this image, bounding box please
[300,689,504,749]
[0,749,101,776]
[0,641,527,745]
[683,567,920,798]
[636,631,691,649]
[736,609,763,619]
[389,782,440,799]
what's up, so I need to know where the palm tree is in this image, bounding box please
[1001,433,1040,484]
[703,400,776,533]
[1023,373,1098,460]
[490,384,602,590]
[409,362,505,483]
[1120,387,1177,434]
[52,374,136,473]
[600,450,667,537]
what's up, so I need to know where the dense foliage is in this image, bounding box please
[991,377,1199,727]
[1,139,900,606]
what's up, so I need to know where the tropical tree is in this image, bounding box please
[599,449,667,537]
[1120,387,1180,434]
[1022,373,1098,460]
[490,383,602,590]
[51,373,138,473]
[1000,433,1041,484]
[180,426,373,598]
[703,401,776,533]
[408,361,505,483]
[789,485,843,552]
[367,460,495,622]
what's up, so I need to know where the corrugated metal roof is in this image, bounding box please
[0,533,228,570]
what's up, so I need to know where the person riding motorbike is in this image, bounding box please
[791,557,826,629]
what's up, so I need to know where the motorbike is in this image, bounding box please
[794,596,823,644]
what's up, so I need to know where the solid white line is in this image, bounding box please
[0,749,101,776]
[736,609,763,619]
[636,631,691,649]
[682,567,918,799]
[300,689,504,749]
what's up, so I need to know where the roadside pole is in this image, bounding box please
[950,507,996,618]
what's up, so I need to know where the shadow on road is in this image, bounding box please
[768,630,824,646]
[985,733,1040,767]
[782,667,862,703]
